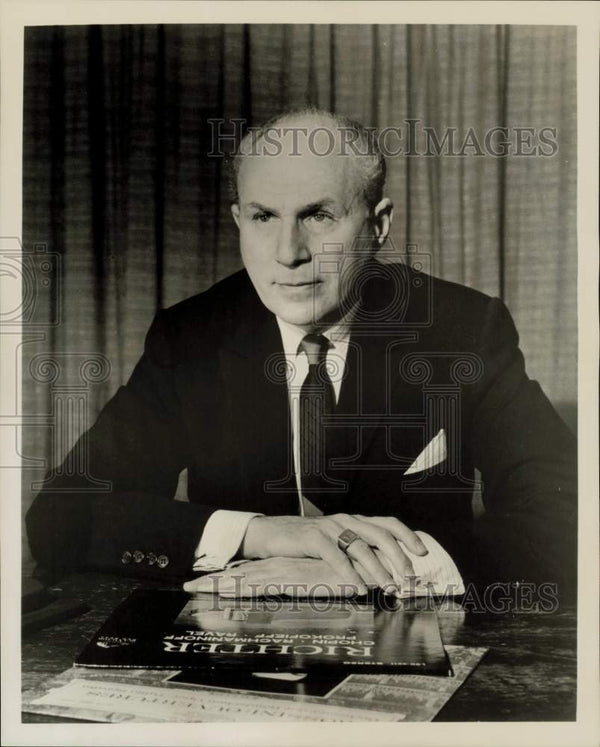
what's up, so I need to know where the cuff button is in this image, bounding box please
[133,550,145,563]
[157,554,169,569]
[147,552,157,566]
[121,551,132,564]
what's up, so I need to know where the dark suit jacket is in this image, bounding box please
[26,263,577,591]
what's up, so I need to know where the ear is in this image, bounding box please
[372,197,393,246]
[231,203,241,229]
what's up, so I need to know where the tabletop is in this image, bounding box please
[21,572,577,722]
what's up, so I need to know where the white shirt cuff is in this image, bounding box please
[398,531,464,597]
[192,510,263,572]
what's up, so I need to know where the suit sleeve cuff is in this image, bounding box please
[192,510,263,572]
[401,531,465,596]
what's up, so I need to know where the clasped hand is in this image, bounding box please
[184,514,428,598]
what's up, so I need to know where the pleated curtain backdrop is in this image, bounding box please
[21,24,577,535]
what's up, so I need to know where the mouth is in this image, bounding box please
[275,280,321,287]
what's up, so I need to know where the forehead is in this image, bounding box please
[236,134,362,209]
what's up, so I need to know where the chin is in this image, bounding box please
[260,287,334,328]
[274,305,319,329]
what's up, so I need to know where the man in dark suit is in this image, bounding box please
[26,110,577,599]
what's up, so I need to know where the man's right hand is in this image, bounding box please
[241,514,428,595]
[184,557,367,597]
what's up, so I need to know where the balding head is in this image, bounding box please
[230,109,386,213]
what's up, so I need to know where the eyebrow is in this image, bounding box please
[242,198,341,215]
[243,202,275,213]
[299,199,338,215]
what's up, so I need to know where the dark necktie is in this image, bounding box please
[299,334,336,501]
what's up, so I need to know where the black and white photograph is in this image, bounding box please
[1,2,598,745]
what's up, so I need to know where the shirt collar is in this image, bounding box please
[276,306,355,359]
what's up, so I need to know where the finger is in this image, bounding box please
[342,517,416,581]
[227,563,289,597]
[343,536,397,593]
[372,549,422,595]
[224,563,364,599]
[217,572,258,597]
[350,559,379,587]
[183,573,225,593]
[304,529,367,594]
[316,517,400,591]
[273,581,359,599]
[235,568,287,598]
[219,584,259,598]
[241,556,366,598]
[372,548,393,576]
[357,515,428,556]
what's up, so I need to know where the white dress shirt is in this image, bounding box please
[193,314,464,595]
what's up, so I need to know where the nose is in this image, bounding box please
[275,219,311,268]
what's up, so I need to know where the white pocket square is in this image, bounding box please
[403,429,446,475]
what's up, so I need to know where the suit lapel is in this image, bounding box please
[324,262,428,506]
[218,288,298,516]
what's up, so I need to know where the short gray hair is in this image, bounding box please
[228,108,386,211]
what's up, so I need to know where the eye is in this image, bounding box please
[252,212,273,223]
[307,212,333,224]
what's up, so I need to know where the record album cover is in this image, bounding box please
[75,590,451,676]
